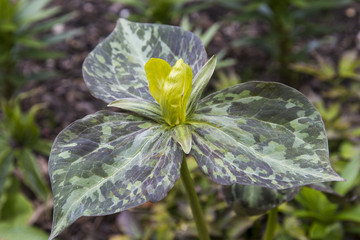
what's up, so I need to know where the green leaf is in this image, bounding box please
[16,149,50,201]
[334,155,360,196]
[307,182,343,203]
[200,23,221,47]
[0,147,13,197]
[17,36,46,48]
[295,187,337,221]
[19,49,65,59]
[32,139,51,156]
[223,184,299,216]
[82,18,207,104]
[186,55,217,116]
[309,222,343,240]
[43,28,83,45]
[0,224,49,240]
[108,98,163,123]
[16,0,59,27]
[338,50,360,80]
[27,12,77,33]
[171,124,192,154]
[309,222,327,239]
[49,111,182,240]
[188,81,343,189]
[336,204,360,223]
[0,192,33,226]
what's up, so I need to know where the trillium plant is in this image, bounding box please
[48,19,343,239]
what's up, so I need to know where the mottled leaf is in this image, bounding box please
[108,98,163,123]
[189,81,343,189]
[49,111,182,240]
[83,18,207,104]
[186,55,217,116]
[222,184,299,216]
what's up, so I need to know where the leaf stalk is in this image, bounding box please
[263,207,278,240]
[180,152,210,240]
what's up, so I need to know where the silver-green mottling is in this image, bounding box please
[108,98,164,123]
[188,81,343,189]
[48,111,182,240]
[50,19,344,239]
[82,18,207,104]
[222,184,299,216]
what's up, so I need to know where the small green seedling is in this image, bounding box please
[0,94,51,202]
[48,19,343,240]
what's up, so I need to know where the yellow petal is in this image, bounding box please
[160,59,193,126]
[145,58,171,103]
[145,58,193,126]
[180,61,193,117]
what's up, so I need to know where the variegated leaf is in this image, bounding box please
[49,111,182,240]
[189,81,343,189]
[222,184,299,216]
[82,18,207,104]
[108,98,164,123]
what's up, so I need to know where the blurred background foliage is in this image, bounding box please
[0,0,82,99]
[0,0,360,239]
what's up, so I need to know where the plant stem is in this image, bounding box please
[180,152,210,240]
[263,208,278,240]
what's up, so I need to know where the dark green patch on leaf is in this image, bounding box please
[223,184,299,216]
[83,18,207,104]
[189,81,343,189]
[49,111,182,240]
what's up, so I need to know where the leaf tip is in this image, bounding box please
[183,144,192,154]
[171,124,192,154]
[48,229,58,240]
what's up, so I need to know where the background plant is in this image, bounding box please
[0,176,49,240]
[205,0,354,85]
[0,93,51,202]
[0,93,52,240]
[110,0,198,24]
[0,0,82,99]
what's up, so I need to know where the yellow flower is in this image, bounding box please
[145,58,193,126]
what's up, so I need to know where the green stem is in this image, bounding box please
[180,152,210,240]
[263,208,278,240]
